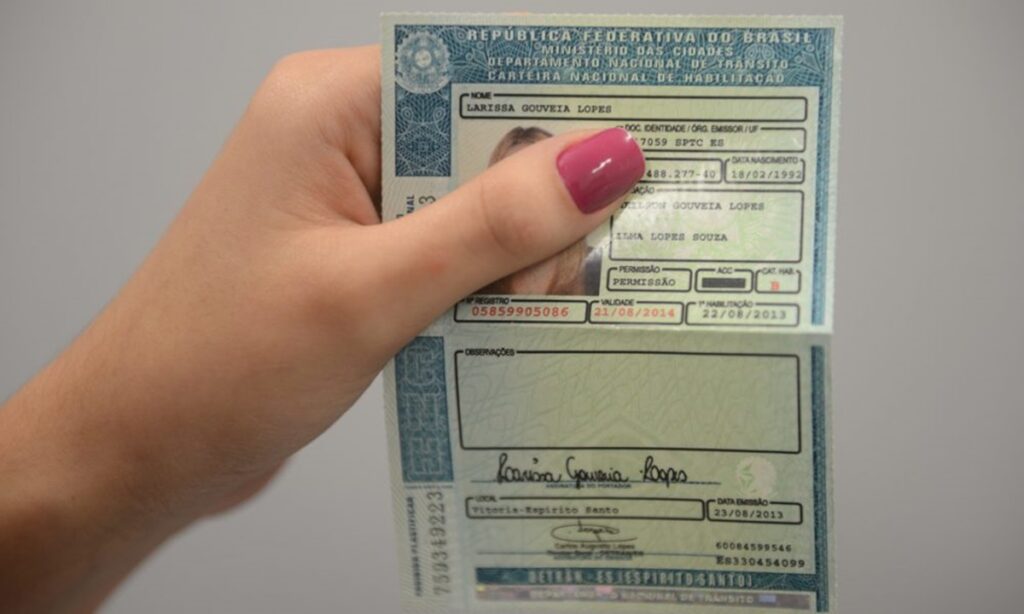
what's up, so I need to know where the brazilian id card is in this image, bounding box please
[381,13,842,613]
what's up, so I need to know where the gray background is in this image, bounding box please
[1,1,1022,613]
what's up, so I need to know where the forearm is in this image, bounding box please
[0,312,187,612]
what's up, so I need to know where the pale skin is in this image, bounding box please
[480,138,593,296]
[0,46,635,612]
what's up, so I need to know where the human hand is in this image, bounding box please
[0,45,644,611]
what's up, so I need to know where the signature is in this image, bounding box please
[495,453,561,483]
[550,519,636,544]
[565,456,629,488]
[496,454,688,488]
[641,455,689,487]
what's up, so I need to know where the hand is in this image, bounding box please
[0,45,644,611]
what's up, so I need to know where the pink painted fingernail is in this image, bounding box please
[556,128,646,214]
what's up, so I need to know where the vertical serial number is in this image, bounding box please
[425,490,451,595]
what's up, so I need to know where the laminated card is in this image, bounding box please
[381,13,842,613]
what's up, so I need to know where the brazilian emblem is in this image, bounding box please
[396,31,451,94]
[736,456,778,498]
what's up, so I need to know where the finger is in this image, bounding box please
[246,46,382,215]
[369,127,645,333]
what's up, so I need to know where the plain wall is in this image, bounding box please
[1,1,1022,612]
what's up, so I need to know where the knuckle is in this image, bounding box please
[266,51,322,86]
[249,49,374,150]
[252,52,330,119]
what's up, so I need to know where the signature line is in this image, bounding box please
[469,479,721,485]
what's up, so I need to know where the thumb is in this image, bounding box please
[369,127,645,334]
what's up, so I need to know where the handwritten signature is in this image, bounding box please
[550,519,637,544]
[496,453,688,488]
